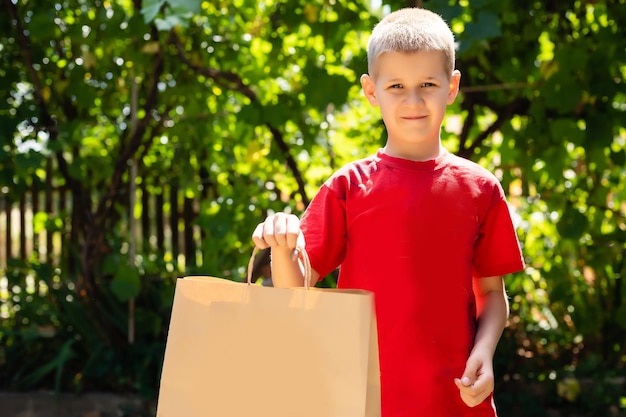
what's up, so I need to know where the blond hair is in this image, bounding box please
[367,8,456,77]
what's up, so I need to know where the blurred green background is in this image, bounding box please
[1,0,624,415]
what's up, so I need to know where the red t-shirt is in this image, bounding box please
[301,149,525,417]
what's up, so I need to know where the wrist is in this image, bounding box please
[471,340,497,358]
[271,246,297,258]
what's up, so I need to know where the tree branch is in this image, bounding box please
[3,0,82,196]
[461,82,535,94]
[96,26,166,222]
[169,32,310,206]
[4,0,45,107]
[457,98,530,159]
[458,102,475,155]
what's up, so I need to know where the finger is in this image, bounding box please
[262,215,279,247]
[285,215,301,248]
[252,222,269,249]
[455,371,494,408]
[460,357,481,386]
[462,386,491,408]
[460,392,481,408]
[475,372,495,398]
[454,378,470,389]
[455,382,480,407]
[272,214,289,246]
[271,213,300,248]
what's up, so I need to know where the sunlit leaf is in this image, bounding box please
[141,0,164,23]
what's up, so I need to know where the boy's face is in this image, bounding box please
[361,50,460,158]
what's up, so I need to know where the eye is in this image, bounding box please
[389,83,403,89]
[421,82,437,87]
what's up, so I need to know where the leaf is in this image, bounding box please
[557,377,581,402]
[542,74,582,112]
[302,66,353,110]
[20,339,75,390]
[141,41,161,54]
[556,204,589,240]
[585,111,614,148]
[141,0,165,23]
[110,263,141,302]
[168,0,201,14]
[155,13,192,31]
[464,11,501,41]
[135,308,163,336]
[610,148,625,166]
[549,118,584,145]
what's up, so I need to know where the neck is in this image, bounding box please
[383,142,443,162]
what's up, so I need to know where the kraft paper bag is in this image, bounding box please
[156,249,381,417]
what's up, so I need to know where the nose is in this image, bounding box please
[404,88,424,106]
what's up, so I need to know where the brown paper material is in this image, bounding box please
[156,275,380,417]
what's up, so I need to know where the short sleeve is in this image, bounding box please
[473,182,525,277]
[300,183,348,280]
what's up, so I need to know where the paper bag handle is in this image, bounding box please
[247,246,312,290]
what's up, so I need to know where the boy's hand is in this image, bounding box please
[252,213,304,251]
[454,348,495,407]
[252,213,315,287]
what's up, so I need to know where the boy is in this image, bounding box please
[252,7,525,417]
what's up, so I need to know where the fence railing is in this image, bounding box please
[0,182,203,272]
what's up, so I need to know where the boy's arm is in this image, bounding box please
[473,275,509,356]
[267,246,321,287]
[455,275,509,407]
[252,213,320,287]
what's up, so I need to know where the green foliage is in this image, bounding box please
[108,259,142,302]
[0,258,171,396]
[1,0,625,415]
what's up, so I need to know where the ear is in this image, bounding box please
[447,70,461,105]
[360,74,379,106]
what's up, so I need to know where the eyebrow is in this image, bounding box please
[381,75,442,83]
